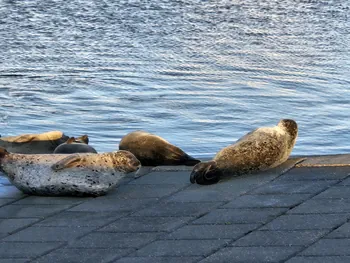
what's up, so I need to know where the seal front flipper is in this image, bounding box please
[51,154,83,171]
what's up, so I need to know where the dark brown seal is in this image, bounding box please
[190,119,298,185]
[54,136,97,154]
[119,131,200,166]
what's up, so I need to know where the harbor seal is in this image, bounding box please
[190,119,298,185]
[119,131,200,166]
[0,147,141,196]
[54,136,97,154]
[0,131,88,154]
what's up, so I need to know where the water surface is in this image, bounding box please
[0,0,349,157]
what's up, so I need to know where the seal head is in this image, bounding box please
[190,161,222,185]
[53,136,97,154]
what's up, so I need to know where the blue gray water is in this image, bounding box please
[0,0,349,157]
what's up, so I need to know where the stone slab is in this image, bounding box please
[0,242,62,259]
[326,222,350,238]
[279,166,350,181]
[0,186,26,199]
[37,211,128,227]
[193,208,287,225]
[98,216,193,233]
[32,248,133,263]
[115,257,202,263]
[222,194,311,209]
[199,246,300,263]
[0,259,29,263]
[107,184,182,199]
[261,214,348,230]
[233,230,327,247]
[164,224,259,240]
[0,218,39,236]
[0,199,16,207]
[297,154,350,167]
[313,186,350,199]
[133,201,223,217]
[301,239,350,256]
[68,197,157,212]
[288,199,350,214]
[286,256,350,263]
[2,226,95,242]
[69,232,160,249]
[129,171,190,185]
[13,196,87,205]
[133,239,230,257]
[250,180,337,195]
[0,204,72,218]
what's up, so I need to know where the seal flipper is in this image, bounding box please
[51,154,83,171]
[182,154,200,166]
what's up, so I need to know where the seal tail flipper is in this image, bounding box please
[66,137,76,144]
[74,135,89,144]
[51,154,82,171]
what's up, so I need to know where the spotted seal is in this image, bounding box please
[54,136,97,154]
[119,131,200,166]
[0,131,88,154]
[190,119,298,185]
[0,147,141,196]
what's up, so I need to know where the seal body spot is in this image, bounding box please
[0,148,141,196]
[119,131,200,166]
[190,119,298,185]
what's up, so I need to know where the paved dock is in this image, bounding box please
[1,156,350,262]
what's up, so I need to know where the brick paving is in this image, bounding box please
[0,157,350,263]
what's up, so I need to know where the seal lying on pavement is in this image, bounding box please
[54,136,97,154]
[0,131,87,154]
[119,131,200,166]
[0,147,141,196]
[190,119,298,185]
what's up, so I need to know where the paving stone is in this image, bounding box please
[339,177,350,186]
[0,176,11,186]
[33,248,133,263]
[261,214,347,230]
[199,246,300,263]
[107,184,182,199]
[37,211,128,227]
[0,218,39,236]
[288,199,350,214]
[313,186,350,199]
[278,167,350,181]
[250,180,336,195]
[2,226,95,242]
[68,197,157,212]
[286,256,350,263]
[166,172,280,203]
[326,222,350,238]
[133,239,230,257]
[233,230,327,247]
[0,186,26,198]
[0,242,62,258]
[130,171,190,185]
[115,257,202,263]
[193,208,287,225]
[164,224,259,240]
[133,201,223,217]
[0,199,15,207]
[13,196,87,205]
[301,239,350,256]
[69,232,160,249]
[0,204,72,218]
[0,259,29,263]
[99,216,193,233]
[222,194,311,209]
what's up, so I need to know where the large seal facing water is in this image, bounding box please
[119,131,200,166]
[190,119,298,185]
[0,131,88,154]
[0,147,141,196]
[54,136,97,154]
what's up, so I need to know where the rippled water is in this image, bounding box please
[0,0,349,157]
